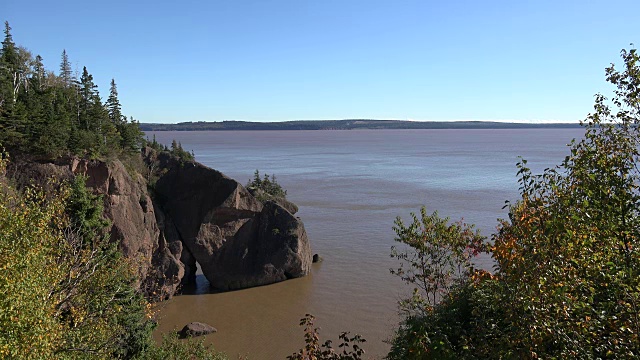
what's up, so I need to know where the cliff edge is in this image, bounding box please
[10,149,311,299]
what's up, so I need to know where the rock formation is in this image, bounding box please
[179,322,217,338]
[9,150,312,298]
[151,151,311,291]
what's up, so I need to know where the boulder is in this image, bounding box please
[255,201,311,280]
[179,322,217,338]
[312,254,323,263]
[273,197,299,215]
[248,188,299,214]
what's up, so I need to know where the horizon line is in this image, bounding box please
[141,118,582,125]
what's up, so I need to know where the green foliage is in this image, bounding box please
[119,116,145,155]
[288,314,366,360]
[391,208,486,312]
[0,155,145,358]
[0,21,145,159]
[146,135,164,153]
[386,277,511,360]
[169,139,194,161]
[487,47,640,359]
[66,175,110,242]
[106,78,123,125]
[387,209,489,360]
[65,174,157,357]
[387,47,640,359]
[0,159,68,358]
[246,169,287,202]
[0,152,230,359]
[59,49,73,86]
[142,332,228,360]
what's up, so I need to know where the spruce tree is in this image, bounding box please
[59,49,72,87]
[120,116,143,153]
[78,66,97,131]
[1,21,18,69]
[0,22,144,158]
[106,78,123,124]
[0,21,26,149]
[32,55,44,90]
[0,21,18,109]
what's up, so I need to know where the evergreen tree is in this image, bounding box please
[1,21,15,53]
[78,66,96,127]
[32,55,44,91]
[106,78,123,125]
[0,21,145,158]
[0,21,27,149]
[120,116,144,154]
[59,49,72,87]
[1,21,18,71]
[0,21,18,110]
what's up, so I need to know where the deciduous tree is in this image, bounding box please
[388,47,640,359]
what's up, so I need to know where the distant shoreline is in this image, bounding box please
[140,120,582,132]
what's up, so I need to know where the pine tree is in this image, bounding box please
[32,55,44,91]
[120,116,143,154]
[0,21,26,149]
[0,21,18,109]
[78,66,97,131]
[106,78,123,124]
[1,21,18,69]
[59,49,72,87]
[0,22,145,158]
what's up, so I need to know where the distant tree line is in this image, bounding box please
[140,119,582,132]
[0,21,144,158]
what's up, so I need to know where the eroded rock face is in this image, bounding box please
[77,160,184,298]
[10,152,311,298]
[153,157,311,291]
[248,188,299,214]
[10,157,184,299]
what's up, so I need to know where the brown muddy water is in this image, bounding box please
[148,128,584,359]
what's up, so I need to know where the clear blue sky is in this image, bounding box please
[4,0,639,123]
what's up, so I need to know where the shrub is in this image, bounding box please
[0,150,232,358]
[246,169,287,202]
[142,332,228,360]
[387,47,640,359]
[288,314,366,360]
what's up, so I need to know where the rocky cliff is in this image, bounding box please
[10,150,311,299]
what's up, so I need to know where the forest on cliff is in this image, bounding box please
[0,21,144,159]
[0,21,226,359]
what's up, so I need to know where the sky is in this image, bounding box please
[3,0,640,123]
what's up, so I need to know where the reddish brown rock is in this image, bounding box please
[10,150,311,298]
[10,157,184,299]
[153,157,311,291]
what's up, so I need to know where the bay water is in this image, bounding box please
[149,128,584,359]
